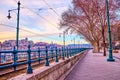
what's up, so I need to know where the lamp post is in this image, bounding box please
[78,40,80,48]
[74,37,75,48]
[105,0,115,61]
[71,37,75,48]
[59,31,67,59]
[7,1,20,50]
[62,31,65,59]
[63,31,65,51]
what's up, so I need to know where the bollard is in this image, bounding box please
[27,45,33,74]
[55,47,59,62]
[38,47,41,64]
[13,46,17,71]
[45,46,49,66]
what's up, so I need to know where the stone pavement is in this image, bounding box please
[65,50,120,80]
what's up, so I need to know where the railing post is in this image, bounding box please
[13,46,17,71]
[78,48,81,53]
[59,48,61,58]
[74,48,76,54]
[74,48,75,55]
[77,48,79,53]
[67,47,69,58]
[77,48,79,54]
[68,47,70,58]
[69,47,71,57]
[38,47,41,64]
[0,52,1,64]
[72,48,74,56]
[62,47,65,60]
[75,48,77,54]
[76,48,77,54]
[78,48,79,53]
[27,45,33,74]
[45,46,49,66]
[65,47,67,57]
[51,48,54,60]
[78,48,80,53]
[76,48,78,54]
[55,47,59,62]
[75,48,76,54]
[71,48,72,56]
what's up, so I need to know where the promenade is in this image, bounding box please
[65,50,120,80]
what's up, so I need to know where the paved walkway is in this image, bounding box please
[65,50,120,80]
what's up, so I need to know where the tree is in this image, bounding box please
[60,0,119,54]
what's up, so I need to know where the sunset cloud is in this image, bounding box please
[0,0,78,44]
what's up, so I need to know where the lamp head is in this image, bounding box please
[7,11,11,19]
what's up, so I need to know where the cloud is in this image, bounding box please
[0,32,16,42]
[0,0,74,44]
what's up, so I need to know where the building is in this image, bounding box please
[33,42,47,50]
[2,40,16,50]
[1,38,34,50]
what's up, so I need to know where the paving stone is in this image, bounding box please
[65,50,120,80]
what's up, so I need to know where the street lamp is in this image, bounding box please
[71,37,75,48]
[59,32,65,48]
[78,40,80,48]
[74,37,75,48]
[106,0,115,61]
[7,1,20,50]
[63,31,66,50]
[59,30,68,60]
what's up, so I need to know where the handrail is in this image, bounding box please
[0,45,88,74]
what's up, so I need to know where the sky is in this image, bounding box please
[0,0,88,45]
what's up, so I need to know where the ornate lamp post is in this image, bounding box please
[59,30,68,60]
[74,37,75,48]
[7,1,20,50]
[71,37,75,48]
[105,0,115,61]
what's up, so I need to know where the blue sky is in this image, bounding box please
[0,0,88,45]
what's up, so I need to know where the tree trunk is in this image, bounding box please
[92,41,100,53]
[102,28,106,56]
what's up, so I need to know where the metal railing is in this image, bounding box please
[0,45,87,74]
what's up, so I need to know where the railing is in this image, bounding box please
[0,45,87,74]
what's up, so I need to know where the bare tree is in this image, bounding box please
[59,0,119,53]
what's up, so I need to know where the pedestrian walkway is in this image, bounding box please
[65,50,120,80]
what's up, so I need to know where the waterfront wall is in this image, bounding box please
[9,51,87,80]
